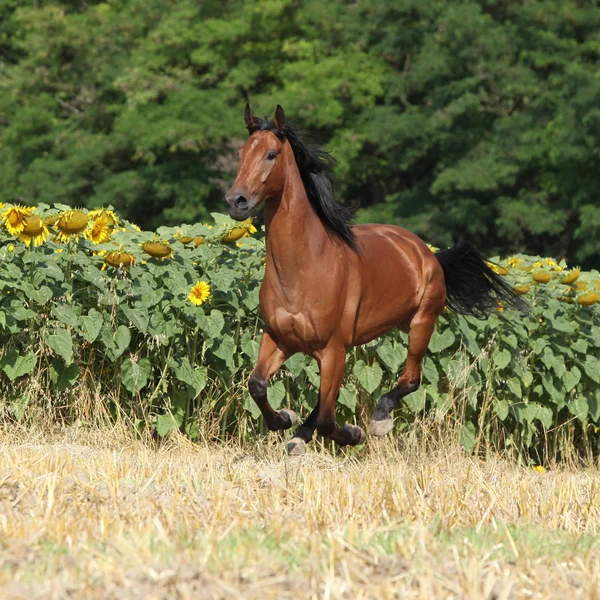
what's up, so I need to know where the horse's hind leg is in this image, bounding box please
[248,331,297,431]
[369,310,438,437]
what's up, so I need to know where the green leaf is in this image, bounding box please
[198,309,224,338]
[494,399,509,421]
[214,335,236,369]
[268,380,286,409]
[121,358,152,394]
[122,305,149,334]
[79,309,103,343]
[155,413,176,437]
[428,328,456,353]
[493,348,511,370]
[583,355,600,383]
[460,421,476,452]
[243,392,262,420]
[46,328,73,364]
[564,367,581,393]
[1,351,36,381]
[52,304,80,328]
[27,285,53,306]
[507,377,522,399]
[588,390,600,422]
[112,325,131,359]
[421,357,439,385]
[405,387,426,412]
[172,356,207,396]
[50,360,80,391]
[376,339,405,372]
[285,354,307,377]
[303,362,320,387]
[241,335,260,362]
[10,302,37,321]
[353,360,383,394]
[338,384,357,412]
[568,396,588,423]
[531,403,553,429]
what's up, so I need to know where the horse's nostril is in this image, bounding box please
[234,195,248,208]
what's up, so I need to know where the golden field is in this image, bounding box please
[0,424,599,600]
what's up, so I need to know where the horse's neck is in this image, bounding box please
[264,172,331,287]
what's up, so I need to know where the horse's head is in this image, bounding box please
[225,104,288,221]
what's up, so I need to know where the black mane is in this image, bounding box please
[248,118,359,251]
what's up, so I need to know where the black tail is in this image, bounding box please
[435,241,528,318]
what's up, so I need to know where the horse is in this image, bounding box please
[225,104,525,455]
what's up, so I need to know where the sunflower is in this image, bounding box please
[533,270,552,284]
[84,216,112,245]
[562,269,581,285]
[55,210,88,243]
[88,209,118,226]
[19,214,50,247]
[142,241,174,258]
[222,218,257,243]
[2,205,34,235]
[103,251,135,270]
[188,281,211,306]
[507,256,523,268]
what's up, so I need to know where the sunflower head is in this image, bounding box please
[2,205,34,235]
[178,236,194,245]
[533,270,552,284]
[56,210,88,243]
[19,215,50,248]
[578,292,599,306]
[142,241,174,258]
[514,284,530,295]
[85,216,112,245]
[222,227,249,243]
[188,281,211,306]
[21,214,45,236]
[103,251,135,270]
[562,269,581,285]
[88,209,119,226]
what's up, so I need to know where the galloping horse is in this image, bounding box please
[225,105,524,455]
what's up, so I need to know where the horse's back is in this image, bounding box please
[347,224,445,345]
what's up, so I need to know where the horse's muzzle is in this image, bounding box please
[225,189,255,220]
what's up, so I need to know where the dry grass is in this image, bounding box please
[1,423,600,600]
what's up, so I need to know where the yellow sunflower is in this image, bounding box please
[84,216,112,245]
[88,209,118,226]
[2,205,34,235]
[188,281,211,306]
[55,210,88,243]
[103,251,135,271]
[142,241,174,259]
[18,214,50,247]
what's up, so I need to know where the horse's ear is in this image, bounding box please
[273,105,286,130]
[244,103,256,132]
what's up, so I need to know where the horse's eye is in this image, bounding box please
[266,150,277,160]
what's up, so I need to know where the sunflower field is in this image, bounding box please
[0,203,599,460]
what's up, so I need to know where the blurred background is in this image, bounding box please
[0,0,599,267]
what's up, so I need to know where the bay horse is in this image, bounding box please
[225,104,524,455]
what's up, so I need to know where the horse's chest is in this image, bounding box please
[264,306,319,351]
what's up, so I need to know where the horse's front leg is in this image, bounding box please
[249,331,297,431]
[287,345,365,455]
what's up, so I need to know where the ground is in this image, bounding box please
[0,426,599,599]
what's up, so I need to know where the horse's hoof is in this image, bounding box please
[286,437,306,456]
[279,408,298,428]
[342,424,366,445]
[369,418,394,437]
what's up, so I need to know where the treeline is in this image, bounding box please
[0,0,599,266]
